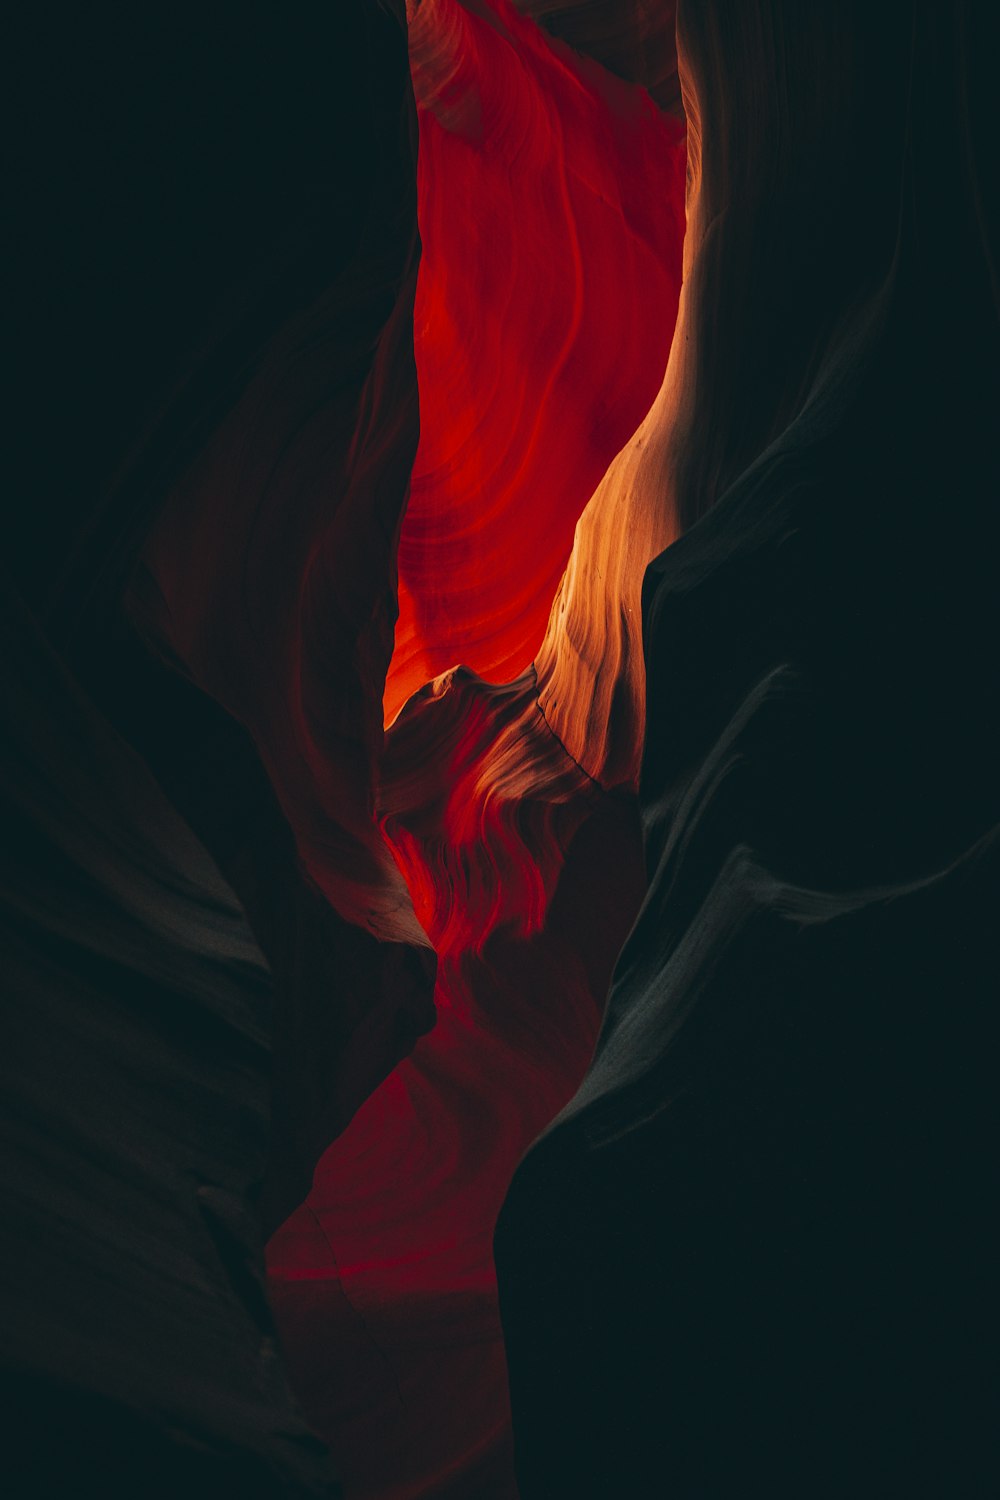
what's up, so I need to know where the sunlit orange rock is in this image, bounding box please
[266,3,687,1496]
[387,0,684,725]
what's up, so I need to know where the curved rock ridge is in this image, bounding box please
[495,4,1000,1495]
[1,571,340,1497]
[260,5,688,1493]
[387,0,685,724]
[383,668,595,952]
[12,0,688,1492]
[136,248,426,947]
[12,1,998,1496]
[104,1,685,1486]
[5,7,431,1491]
[269,664,646,1497]
[533,277,690,789]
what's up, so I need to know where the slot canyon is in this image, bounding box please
[3,3,997,1497]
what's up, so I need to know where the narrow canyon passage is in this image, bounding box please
[5,3,997,1497]
[263,3,687,1492]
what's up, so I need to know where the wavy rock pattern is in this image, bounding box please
[1,576,338,1497]
[496,4,1000,1495]
[5,9,431,1489]
[270,669,647,1496]
[120,2,441,1233]
[534,288,688,789]
[136,250,425,946]
[387,0,684,723]
[266,2,686,1494]
[13,2,992,1498]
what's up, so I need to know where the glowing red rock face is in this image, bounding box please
[388,0,683,724]
[268,3,686,1496]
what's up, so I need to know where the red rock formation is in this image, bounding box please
[10,3,997,1495]
[125,0,685,1490]
[266,3,686,1495]
[388,0,684,724]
